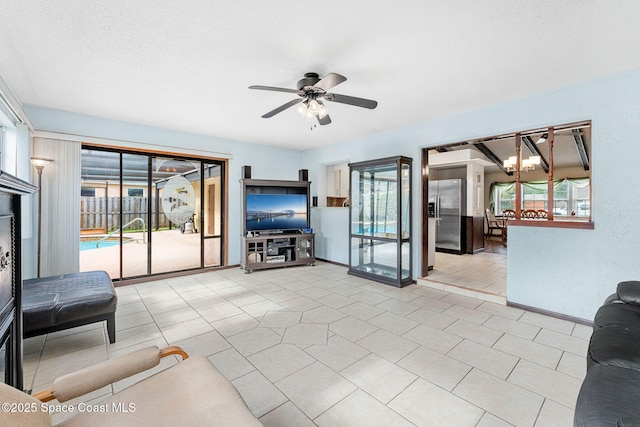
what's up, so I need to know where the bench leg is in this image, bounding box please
[106,313,116,344]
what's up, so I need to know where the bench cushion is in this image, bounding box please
[23,271,116,332]
[58,355,263,427]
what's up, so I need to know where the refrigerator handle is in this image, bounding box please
[436,194,441,225]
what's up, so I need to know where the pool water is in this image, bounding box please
[80,238,131,251]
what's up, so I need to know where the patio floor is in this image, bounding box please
[80,229,220,279]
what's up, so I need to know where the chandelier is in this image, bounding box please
[503,155,541,172]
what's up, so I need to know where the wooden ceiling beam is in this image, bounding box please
[474,142,513,176]
[572,129,590,171]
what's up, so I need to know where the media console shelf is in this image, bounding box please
[241,233,315,273]
[240,173,314,273]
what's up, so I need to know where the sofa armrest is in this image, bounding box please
[32,346,189,403]
[617,281,640,306]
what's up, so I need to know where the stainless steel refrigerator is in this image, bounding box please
[428,179,465,253]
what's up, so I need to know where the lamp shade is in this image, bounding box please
[31,157,54,168]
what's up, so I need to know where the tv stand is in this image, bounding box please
[241,233,315,273]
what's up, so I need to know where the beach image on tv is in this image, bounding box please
[246,194,308,231]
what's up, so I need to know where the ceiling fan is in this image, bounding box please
[249,72,378,126]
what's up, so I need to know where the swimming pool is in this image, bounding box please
[80,237,134,251]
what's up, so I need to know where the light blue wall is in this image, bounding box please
[23,106,305,265]
[303,67,640,321]
[310,207,349,264]
[21,67,640,320]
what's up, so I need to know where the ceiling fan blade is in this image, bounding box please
[324,93,378,109]
[317,114,332,126]
[313,73,347,91]
[261,98,302,118]
[249,85,299,94]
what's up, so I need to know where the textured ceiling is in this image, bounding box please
[1,1,639,150]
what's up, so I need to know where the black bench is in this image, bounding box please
[23,270,117,343]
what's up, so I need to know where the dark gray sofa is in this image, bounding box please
[574,281,640,426]
[22,270,117,343]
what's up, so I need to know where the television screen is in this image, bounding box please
[246,193,308,232]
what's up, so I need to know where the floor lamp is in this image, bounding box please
[31,157,53,278]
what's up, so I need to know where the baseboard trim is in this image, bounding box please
[315,258,348,267]
[114,264,240,287]
[507,301,593,326]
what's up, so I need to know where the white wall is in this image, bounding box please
[303,67,640,321]
[324,162,349,199]
[0,112,36,278]
[23,106,305,266]
[466,163,484,217]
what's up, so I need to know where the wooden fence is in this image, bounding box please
[80,197,171,232]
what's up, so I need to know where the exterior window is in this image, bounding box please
[493,178,590,218]
[495,184,515,212]
[81,187,96,197]
[522,183,547,211]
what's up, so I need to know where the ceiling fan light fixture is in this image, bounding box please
[249,72,377,126]
[298,98,329,119]
[317,104,328,118]
[308,99,320,114]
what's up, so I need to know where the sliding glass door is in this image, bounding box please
[151,157,202,275]
[121,153,150,277]
[80,147,225,280]
[203,162,223,267]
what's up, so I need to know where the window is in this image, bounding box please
[127,188,143,197]
[493,178,590,217]
[494,183,515,212]
[81,187,96,197]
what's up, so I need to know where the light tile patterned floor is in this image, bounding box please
[24,262,588,426]
[421,251,507,303]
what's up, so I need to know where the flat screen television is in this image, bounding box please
[244,183,309,233]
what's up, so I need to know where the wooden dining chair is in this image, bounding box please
[537,209,548,219]
[485,208,506,240]
[522,209,538,219]
[502,209,516,219]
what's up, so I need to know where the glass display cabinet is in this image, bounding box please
[348,156,412,287]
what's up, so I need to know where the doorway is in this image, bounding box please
[421,147,507,302]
